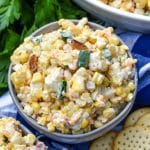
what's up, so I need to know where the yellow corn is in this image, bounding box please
[81,119,89,129]
[88,36,97,44]
[94,121,103,128]
[37,116,47,126]
[126,93,134,102]
[115,87,124,96]
[31,72,43,83]
[128,82,135,91]
[103,108,115,119]
[110,97,121,104]
[47,122,55,132]
[92,72,104,85]
[24,134,36,145]
[31,102,40,112]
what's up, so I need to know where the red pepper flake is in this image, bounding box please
[29,54,38,73]
[71,39,87,50]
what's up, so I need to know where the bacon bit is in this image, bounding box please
[29,54,38,73]
[2,130,10,138]
[71,39,87,50]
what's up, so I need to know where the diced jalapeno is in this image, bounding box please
[60,31,73,41]
[103,48,112,61]
[57,80,67,100]
[77,50,90,68]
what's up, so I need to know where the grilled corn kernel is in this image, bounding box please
[81,119,89,129]
[47,122,55,132]
[37,116,47,126]
[103,77,110,86]
[88,36,97,44]
[92,72,104,85]
[103,108,115,119]
[110,97,121,104]
[112,76,121,86]
[94,121,103,128]
[53,39,65,49]
[52,104,59,110]
[71,27,81,36]
[126,93,134,102]
[58,19,75,29]
[71,78,85,93]
[109,35,120,45]
[31,102,40,112]
[128,82,135,91]
[24,105,33,116]
[11,51,29,64]
[115,87,124,96]
[120,44,129,51]
[41,106,49,114]
[13,145,26,150]
[31,72,43,83]
[24,134,36,145]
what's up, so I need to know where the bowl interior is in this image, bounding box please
[8,20,138,142]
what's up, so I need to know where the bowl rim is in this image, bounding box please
[82,0,150,22]
[8,20,138,139]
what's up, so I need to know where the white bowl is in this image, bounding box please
[73,0,150,33]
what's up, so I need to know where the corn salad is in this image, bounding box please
[99,0,150,16]
[11,18,136,134]
[0,117,47,150]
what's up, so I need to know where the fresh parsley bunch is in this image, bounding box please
[0,0,86,95]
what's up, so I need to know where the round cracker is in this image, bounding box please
[90,131,116,150]
[124,107,150,128]
[113,126,150,150]
[136,113,150,128]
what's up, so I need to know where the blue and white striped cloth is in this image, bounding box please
[0,32,150,150]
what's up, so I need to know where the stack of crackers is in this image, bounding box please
[90,107,150,150]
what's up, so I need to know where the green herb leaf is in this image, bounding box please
[57,80,67,100]
[60,31,73,41]
[0,53,10,95]
[0,30,20,95]
[103,48,112,61]
[21,1,34,28]
[58,0,86,19]
[77,50,90,68]
[34,0,57,27]
[20,24,37,41]
[2,29,20,54]
[0,0,22,31]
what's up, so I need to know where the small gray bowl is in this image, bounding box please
[8,20,138,144]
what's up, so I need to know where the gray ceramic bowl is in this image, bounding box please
[8,20,138,144]
[73,0,150,33]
